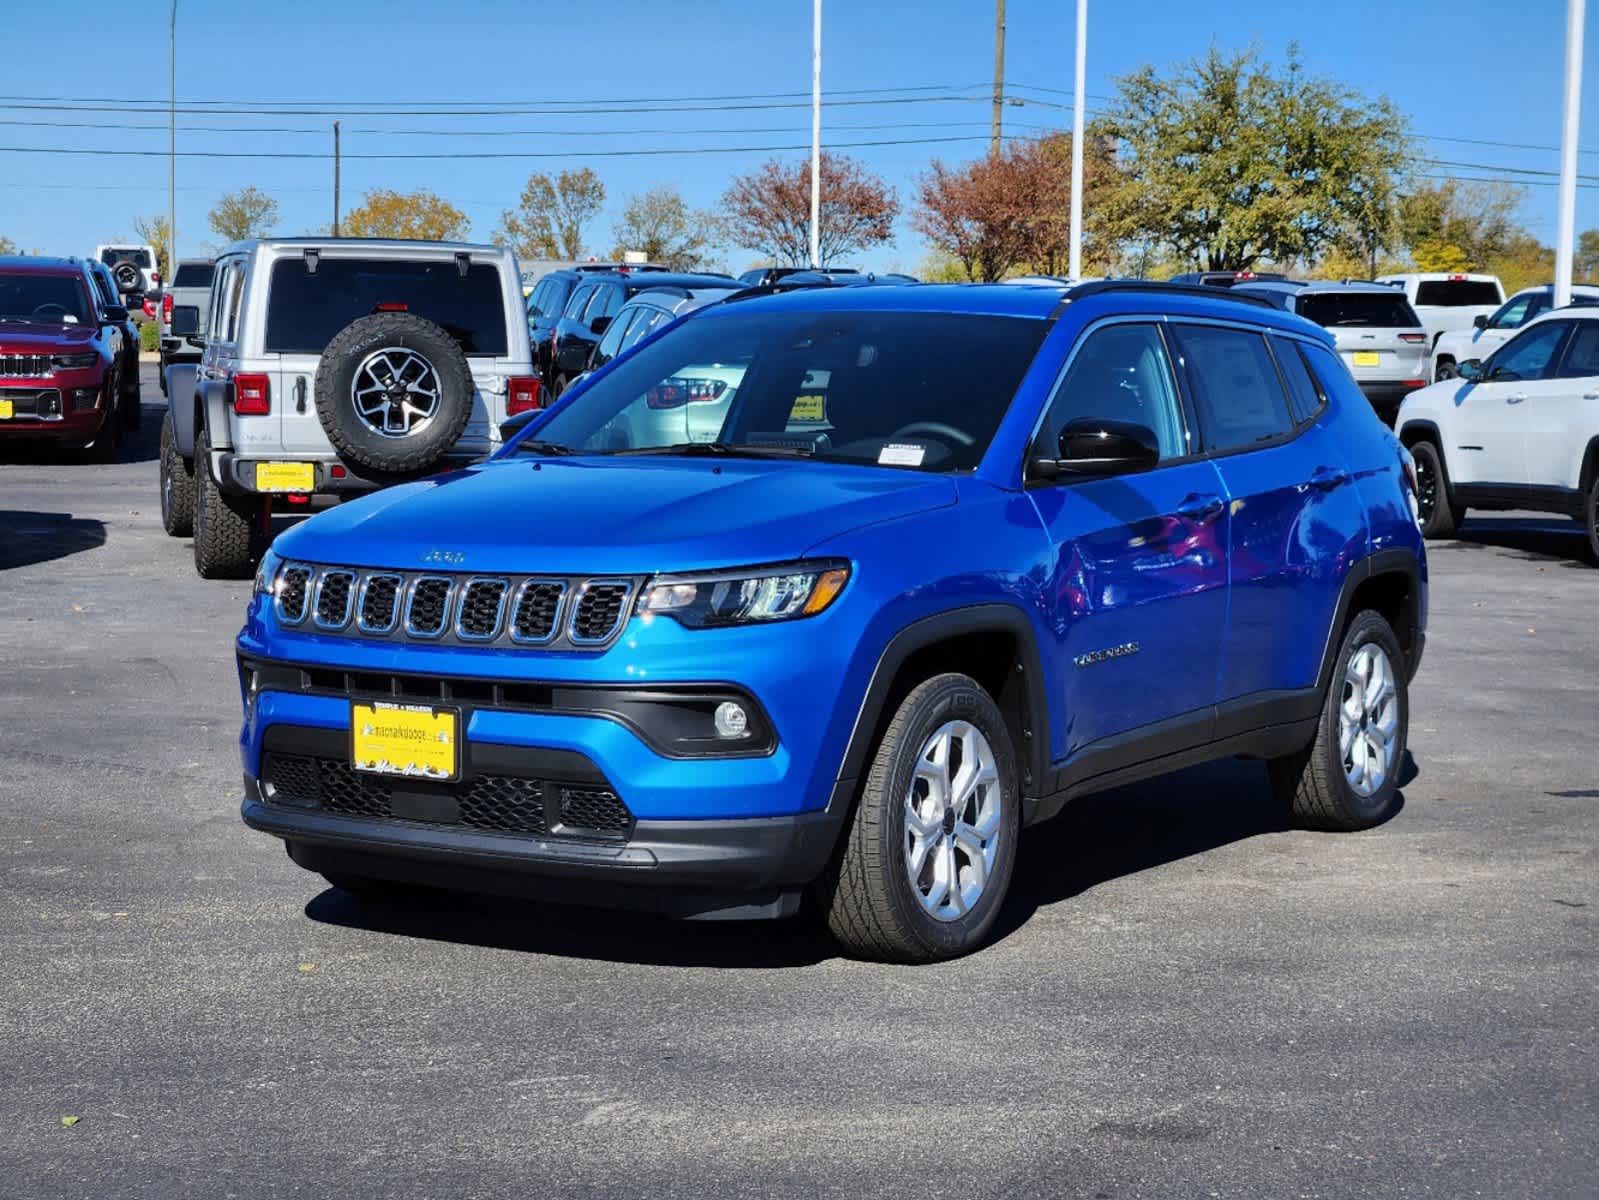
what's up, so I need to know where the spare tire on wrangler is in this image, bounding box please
[313,312,474,473]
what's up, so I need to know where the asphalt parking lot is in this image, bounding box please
[1,363,1595,1199]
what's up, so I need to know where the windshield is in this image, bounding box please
[100,248,152,269]
[1297,292,1420,328]
[0,273,92,325]
[264,257,509,355]
[530,308,1048,471]
[1414,280,1501,307]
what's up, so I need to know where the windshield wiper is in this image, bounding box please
[610,441,815,459]
[514,440,578,457]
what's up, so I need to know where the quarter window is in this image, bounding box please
[1169,324,1294,451]
[1039,323,1187,461]
[1488,321,1569,383]
[1270,336,1326,425]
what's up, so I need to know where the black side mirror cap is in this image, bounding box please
[589,315,612,336]
[1042,418,1162,478]
[498,409,539,442]
[1473,314,1488,329]
[102,305,129,323]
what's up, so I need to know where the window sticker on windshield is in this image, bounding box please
[879,443,926,467]
[790,393,826,422]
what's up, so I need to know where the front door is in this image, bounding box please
[1029,320,1230,763]
[1451,319,1571,486]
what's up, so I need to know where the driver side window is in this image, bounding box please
[1488,321,1569,382]
[1039,323,1186,461]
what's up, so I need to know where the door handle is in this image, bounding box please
[1507,393,1528,404]
[1308,465,1349,492]
[1175,493,1225,524]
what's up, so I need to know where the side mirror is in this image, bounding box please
[498,408,539,442]
[589,315,612,336]
[1031,418,1161,481]
[169,304,200,336]
[102,304,129,323]
[1472,314,1488,330]
[1457,359,1484,382]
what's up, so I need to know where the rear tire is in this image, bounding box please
[86,387,121,462]
[1269,610,1408,832]
[159,410,195,537]
[818,673,1019,963]
[192,429,262,578]
[1411,440,1464,539]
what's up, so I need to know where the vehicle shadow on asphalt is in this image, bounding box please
[0,399,163,467]
[1438,517,1595,568]
[988,753,1414,947]
[0,510,108,570]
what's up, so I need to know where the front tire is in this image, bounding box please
[1411,440,1464,539]
[1270,610,1408,831]
[192,429,262,578]
[1582,472,1599,566]
[159,410,195,537]
[819,673,1020,963]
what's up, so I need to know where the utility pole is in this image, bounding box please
[332,121,342,237]
[1068,0,1087,280]
[1555,0,1586,308]
[168,0,176,279]
[809,0,822,268]
[991,0,1006,154]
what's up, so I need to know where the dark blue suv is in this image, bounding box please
[238,281,1426,962]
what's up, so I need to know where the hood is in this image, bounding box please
[275,456,958,574]
[0,321,98,353]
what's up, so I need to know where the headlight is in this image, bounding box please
[51,352,100,369]
[253,548,282,598]
[638,560,850,628]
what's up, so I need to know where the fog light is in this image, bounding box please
[713,701,749,739]
[71,389,99,412]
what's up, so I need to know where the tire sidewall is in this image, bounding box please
[874,678,1020,959]
[1320,613,1409,825]
[1413,441,1448,537]
[313,315,473,473]
[1584,476,1599,564]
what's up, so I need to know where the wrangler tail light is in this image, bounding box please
[162,293,173,322]
[506,375,543,415]
[233,372,271,415]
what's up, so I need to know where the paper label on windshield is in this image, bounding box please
[789,393,826,422]
[879,443,926,467]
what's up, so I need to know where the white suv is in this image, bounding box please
[160,238,540,578]
[1396,309,1599,563]
[1431,284,1599,380]
[95,243,161,299]
[1374,272,1504,352]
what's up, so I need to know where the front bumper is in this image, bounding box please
[0,382,109,442]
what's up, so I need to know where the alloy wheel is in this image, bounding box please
[350,348,443,438]
[903,720,1003,921]
[1339,643,1399,797]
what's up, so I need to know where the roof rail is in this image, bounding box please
[1065,279,1278,310]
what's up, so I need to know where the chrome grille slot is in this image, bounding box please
[276,566,312,623]
[456,578,509,641]
[570,581,633,645]
[313,570,356,629]
[357,574,403,633]
[405,576,454,638]
[0,354,51,379]
[510,580,566,644]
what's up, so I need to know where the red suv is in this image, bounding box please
[0,257,129,459]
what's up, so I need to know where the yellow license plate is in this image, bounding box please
[1353,351,1381,367]
[351,701,459,781]
[789,393,826,422]
[0,399,13,419]
[255,462,316,492]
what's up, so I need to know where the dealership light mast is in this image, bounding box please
[810,0,822,268]
[1554,0,1586,308]
[168,0,177,277]
[1068,0,1087,281]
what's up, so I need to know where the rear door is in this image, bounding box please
[1453,319,1574,486]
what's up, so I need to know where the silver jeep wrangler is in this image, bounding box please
[160,238,539,578]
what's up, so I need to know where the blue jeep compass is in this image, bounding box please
[238,281,1427,962]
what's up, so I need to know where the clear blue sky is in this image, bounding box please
[2,0,1596,273]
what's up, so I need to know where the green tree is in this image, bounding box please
[1575,228,1599,281]
[1095,45,1410,271]
[132,214,172,279]
[496,168,605,260]
[609,186,714,271]
[342,189,470,241]
[1396,178,1522,271]
[208,186,279,245]
[0,236,17,255]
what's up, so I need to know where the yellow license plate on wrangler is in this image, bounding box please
[351,701,459,781]
[255,462,316,492]
[1353,351,1381,367]
[0,400,13,419]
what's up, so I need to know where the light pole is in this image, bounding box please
[1068,0,1087,281]
[168,0,177,278]
[1555,0,1586,308]
[810,0,822,268]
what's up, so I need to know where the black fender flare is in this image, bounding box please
[199,377,234,452]
[1313,547,1425,692]
[826,603,1050,814]
[165,363,200,456]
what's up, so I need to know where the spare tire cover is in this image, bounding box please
[313,312,474,473]
[113,262,141,291]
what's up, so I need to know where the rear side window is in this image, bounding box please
[1414,280,1501,307]
[1557,323,1599,377]
[594,308,638,363]
[623,309,670,351]
[1297,293,1422,328]
[172,262,215,288]
[564,284,595,321]
[225,264,246,342]
[1170,324,1294,451]
[263,258,509,355]
[590,285,623,321]
[1271,336,1326,425]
